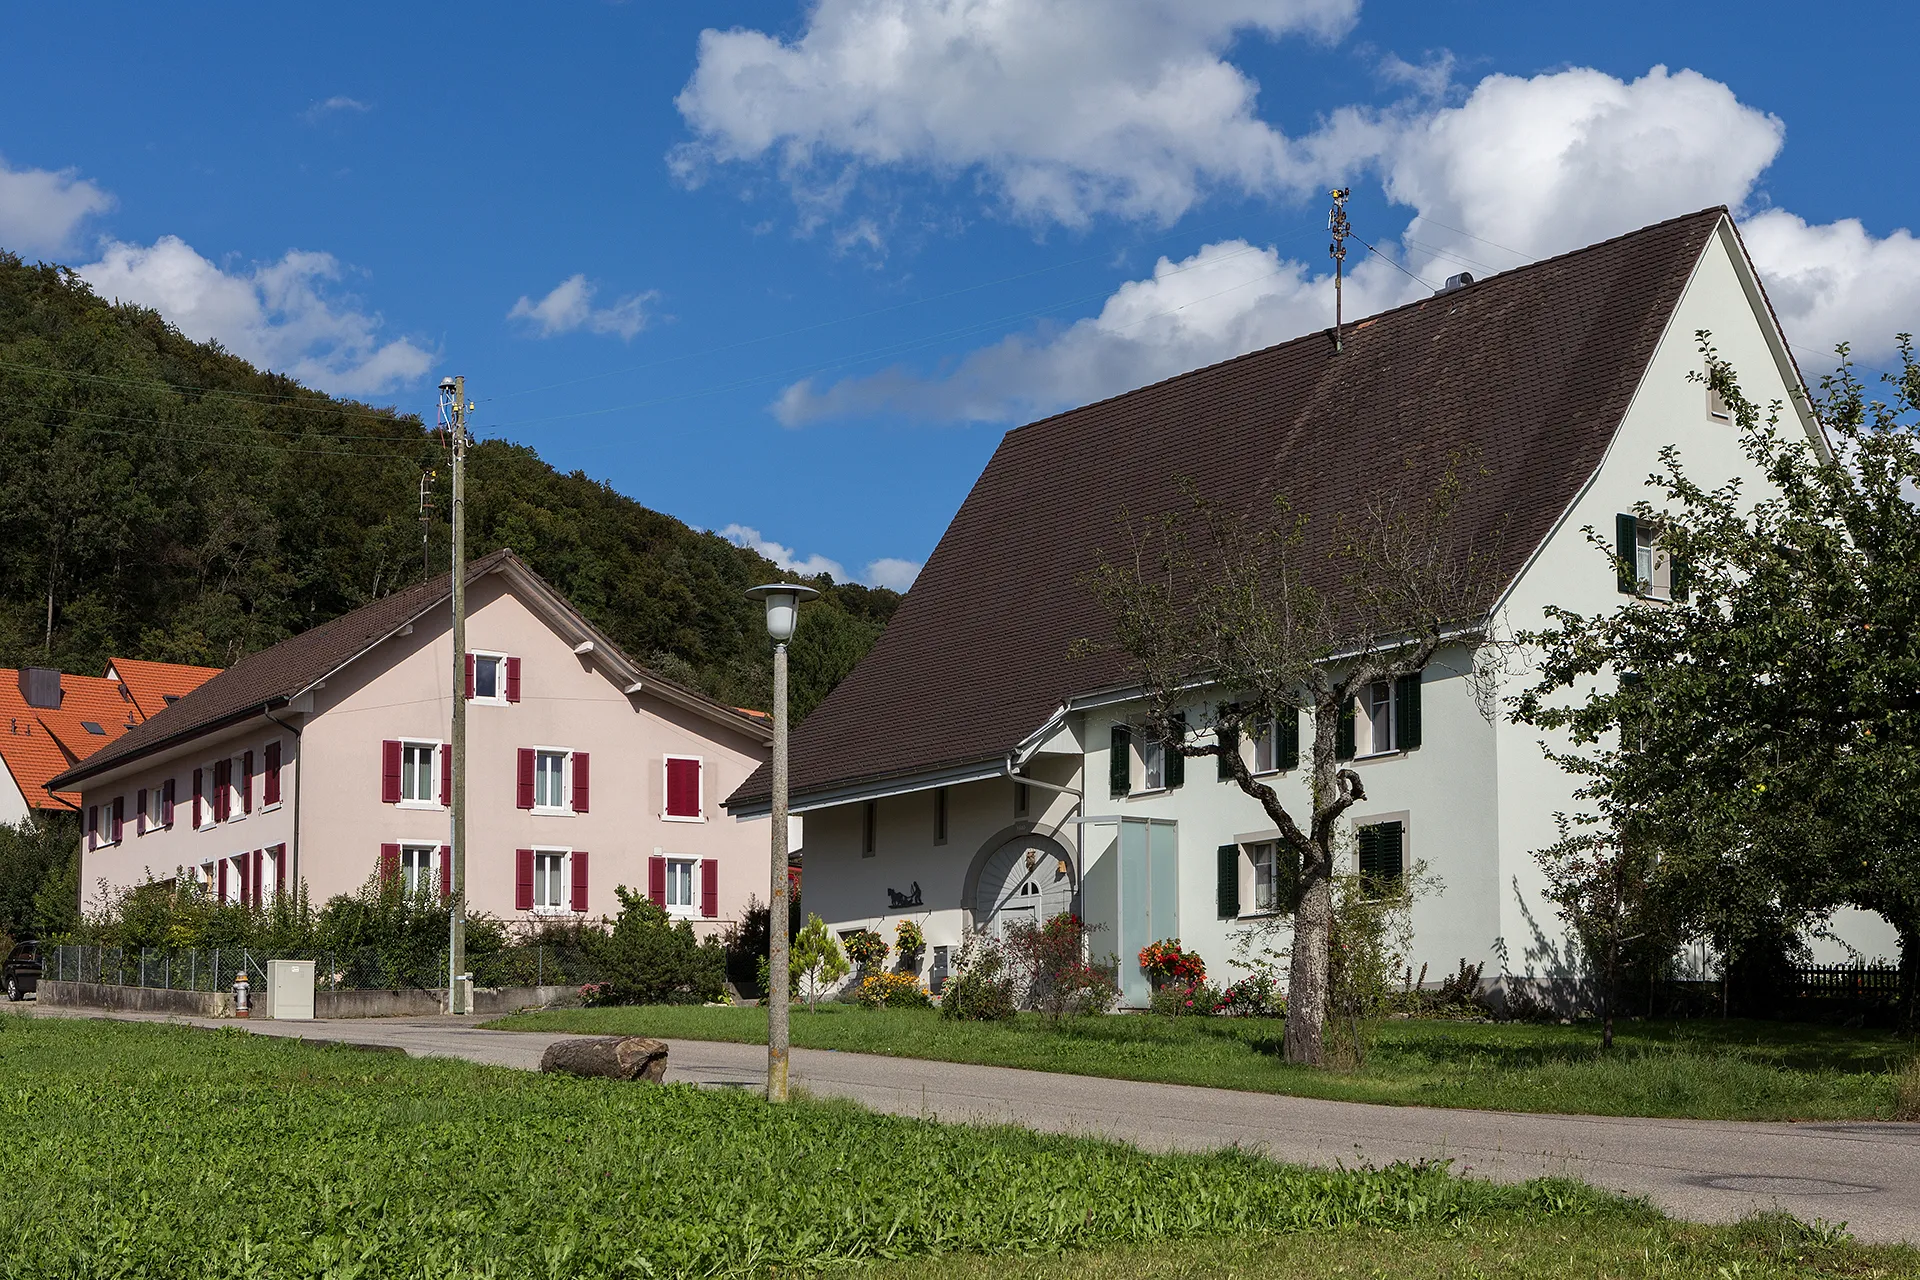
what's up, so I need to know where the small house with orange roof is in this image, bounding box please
[0,660,222,826]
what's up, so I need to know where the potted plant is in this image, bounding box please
[894,918,926,972]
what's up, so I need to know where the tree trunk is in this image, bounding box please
[1283,861,1332,1064]
[538,1035,669,1083]
[1898,919,1918,1037]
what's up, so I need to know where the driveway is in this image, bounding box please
[30,1005,1920,1245]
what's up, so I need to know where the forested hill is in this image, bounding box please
[0,253,899,719]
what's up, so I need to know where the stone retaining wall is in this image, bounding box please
[38,982,575,1019]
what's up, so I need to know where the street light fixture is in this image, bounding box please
[744,581,819,1103]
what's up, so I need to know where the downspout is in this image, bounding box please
[262,704,303,894]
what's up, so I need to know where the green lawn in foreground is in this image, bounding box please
[3,1016,1914,1280]
[485,1004,1918,1121]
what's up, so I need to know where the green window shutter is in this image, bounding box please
[1109,725,1131,799]
[1216,720,1239,781]
[1216,844,1240,919]
[1279,710,1300,770]
[1670,547,1691,602]
[1616,513,1638,594]
[1395,673,1422,751]
[1165,714,1186,789]
[1358,821,1405,884]
[1281,842,1303,912]
[1336,698,1356,761]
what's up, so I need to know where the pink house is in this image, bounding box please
[52,550,778,935]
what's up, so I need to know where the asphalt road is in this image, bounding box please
[30,1006,1920,1245]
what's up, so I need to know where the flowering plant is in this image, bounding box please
[894,918,926,958]
[1212,972,1285,1018]
[1137,939,1206,988]
[857,971,932,1009]
[843,928,889,970]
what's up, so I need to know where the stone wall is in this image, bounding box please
[38,982,575,1019]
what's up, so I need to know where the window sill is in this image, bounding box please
[531,806,572,817]
[1250,767,1288,779]
[1127,787,1170,800]
[468,696,509,708]
[1237,909,1283,920]
[530,906,580,917]
[1348,749,1406,763]
[262,802,284,814]
[661,813,706,824]
[397,800,443,812]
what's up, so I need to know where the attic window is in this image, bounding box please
[118,684,132,702]
[82,721,106,735]
[162,694,180,705]
[1707,385,1732,423]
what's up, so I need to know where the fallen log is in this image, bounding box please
[538,1035,669,1083]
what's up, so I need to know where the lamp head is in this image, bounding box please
[744,582,821,642]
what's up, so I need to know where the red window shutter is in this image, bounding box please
[274,845,287,895]
[264,742,281,805]
[440,845,452,900]
[440,744,452,807]
[465,653,475,700]
[162,777,175,827]
[87,806,98,851]
[192,769,202,827]
[700,858,718,919]
[648,855,666,908]
[241,751,254,814]
[381,739,402,804]
[515,848,535,911]
[666,757,701,818]
[112,796,124,843]
[516,748,536,809]
[505,656,522,703]
[218,858,228,901]
[571,752,590,813]
[136,789,147,836]
[571,850,589,913]
[379,842,400,886]
[251,849,263,907]
[213,760,230,822]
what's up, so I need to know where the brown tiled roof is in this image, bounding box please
[730,207,1730,809]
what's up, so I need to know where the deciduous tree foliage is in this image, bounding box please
[0,254,897,719]
[1514,336,1920,1032]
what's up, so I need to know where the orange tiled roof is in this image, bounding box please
[107,657,222,721]
[0,659,220,812]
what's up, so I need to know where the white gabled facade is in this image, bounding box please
[768,217,1900,1004]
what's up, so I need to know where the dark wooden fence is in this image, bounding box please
[1788,965,1901,1000]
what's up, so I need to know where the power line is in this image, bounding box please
[1353,231,1438,293]
[1404,215,1538,264]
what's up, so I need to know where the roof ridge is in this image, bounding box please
[1003,205,1730,441]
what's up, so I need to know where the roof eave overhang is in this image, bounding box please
[45,699,290,792]
[727,755,1013,819]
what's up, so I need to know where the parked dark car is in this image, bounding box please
[3,940,41,1000]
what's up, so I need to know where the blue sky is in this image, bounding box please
[4,2,1916,589]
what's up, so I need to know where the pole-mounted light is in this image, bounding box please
[744,581,818,1103]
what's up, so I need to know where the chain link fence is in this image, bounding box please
[47,943,603,993]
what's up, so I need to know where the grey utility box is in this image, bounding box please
[264,959,316,1021]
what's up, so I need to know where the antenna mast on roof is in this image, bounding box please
[1328,188,1351,353]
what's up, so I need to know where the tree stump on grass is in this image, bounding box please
[539,1035,669,1083]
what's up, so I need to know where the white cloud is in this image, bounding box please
[776,62,1920,423]
[0,155,113,255]
[78,235,432,396]
[674,0,1359,228]
[303,96,371,122]
[507,274,658,340]
[720,523,920,590]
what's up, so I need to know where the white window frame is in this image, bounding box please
[1248,840,1280,914]
[531,746,572,815]
[142,786,162,835]
[531,846,573,914]
[470,650,509,706]
[1707,383,1733,424]
[224,852,248,905]
[661,754,706,823]
[663,856,700,918]
[1252,717,1282,775]
[98,797,121,847]
[398,842,440,897]
[1635,523,1673,601]
[1357,680,1398,759]
[197,765,217,831]
[397,739,443,810]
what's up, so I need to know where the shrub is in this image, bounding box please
[940,931,1018,1021]
[1894,1057,1920,1122]
[791,914,850,1010]
[857,971,932,1008]
[585,888,725,1005]
[1008,913,1119,1018]
[843,928,888,971]
[1138,938,1205,989]
[1214,971,1285,1018]
[720,895,770,996]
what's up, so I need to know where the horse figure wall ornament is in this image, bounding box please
[886,882,923,909]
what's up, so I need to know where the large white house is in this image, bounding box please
[727,207,1899,1005]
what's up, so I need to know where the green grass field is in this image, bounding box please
[485,1004,1918,1121]
[3,1015,1914,1279]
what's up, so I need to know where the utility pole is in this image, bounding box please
[439,376,471,1015]
[1328,187,1351,353]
